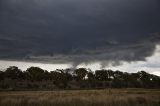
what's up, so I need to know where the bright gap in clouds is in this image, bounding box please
[78,44,160,76]
[0,61,71,71]
[0,45,160,76]
[107,44,160,76]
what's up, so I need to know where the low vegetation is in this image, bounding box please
[0,89,160,106]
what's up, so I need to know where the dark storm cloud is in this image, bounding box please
[0,0,160,66]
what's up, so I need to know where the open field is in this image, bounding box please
[0,89,160,106]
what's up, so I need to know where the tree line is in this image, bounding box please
[0,66,160,90]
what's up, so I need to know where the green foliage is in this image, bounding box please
[0,71,4,81]
[26,67,45,81]
[74,68,88,81]
[4,66,23,80]
[0,66,160,90]
[95,70,108,81]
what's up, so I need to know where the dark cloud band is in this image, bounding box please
[0,0,160,66]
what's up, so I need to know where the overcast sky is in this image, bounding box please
[0,0,160,75]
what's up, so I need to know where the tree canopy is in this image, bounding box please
[0,66,160,90]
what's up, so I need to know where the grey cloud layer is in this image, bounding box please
[0,0,160,66]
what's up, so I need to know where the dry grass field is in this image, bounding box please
[0,89,160,106]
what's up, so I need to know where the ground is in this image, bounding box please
[0,89,160,106]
